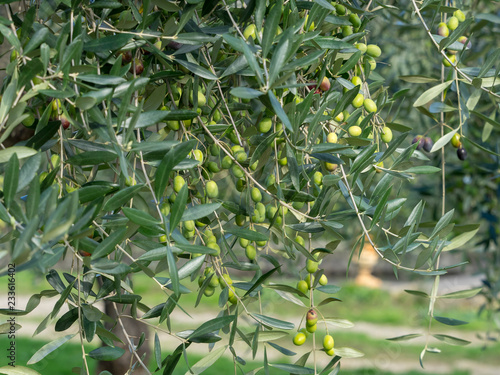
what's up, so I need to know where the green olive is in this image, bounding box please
[251,187,262,202]
[306,259,319,273]
[366,44,382,58]
[293,332,307,346]
[245,245,257,260]
[352,93,364,108]
[259,118,273,133]
[323,335,334,351]
[173,175,185,193]
[206,180,219,199]
[297,280,308,294]
[348,126,362,137]
[381,126,393,143]
[363,98,377,113]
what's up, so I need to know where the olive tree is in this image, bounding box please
[0,0,497,374]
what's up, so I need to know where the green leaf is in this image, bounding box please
[434,316,468,326]
[322,318,354,328]
[165,245,180,296]
[404,289,429,298]
[176,60,218,80]
[226,228,269,241]
[175,244,218,256]
[333,347,364,358]
[154,332,162,369]
[261,0,282,58]
[337,50,362,75]
[170,183,188,234]
[230,87,264,99]
[430,128,458,153]
[432,334,470,346]
[188,316,236,340]
[399,75,439,83]
[0,366,42,375]
[413,81,452,107]
[268,90,293,132]
[387,334,422,341]
[123,110,171,129]
[443,224,480,251]
[404,166,441,174]
[269,363,314,374]
[27,334,76,364]
[470,110,500,130]
[91,227,127,260]
[103,184,144,212]
[88,346,126,360]
[67,151,117,166]
[429,209,454,239]
[122,207,160,227]
[440,287,482,299]
[251,314,294,330]
[316,285,341,294]
[181,203,221,222]
[0,78,18,128]
[155,139,196,199]
[3,153,19,209]
[84,33,133,52]
[250,132,279,167]
[244,266,280,297]
[184,345,227,375]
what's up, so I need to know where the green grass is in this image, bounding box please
[0,269,490,334]
[0,335,490,375]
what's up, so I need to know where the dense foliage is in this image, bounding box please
[0,0,498,374]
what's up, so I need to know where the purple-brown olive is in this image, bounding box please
[423,137,433,152]
[457,147,467,161]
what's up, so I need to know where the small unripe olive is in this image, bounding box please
[297,280,308,294]
[447,16,459,31]
[207,242,221,256]
[221,156,233,169]
[327,133,337,143]
[325,162,337,172]
[192,149,204,164]
[335,4,346,15]
[279,157,288,166]
[306,323,317,333]
[326,348,335,356]
[363,98,377,113]
[259,118,273,133]
[160,202,170,216]
[256,240,267,247]
[348,126,362,137]
[313,171,323,185]
[209,275,220,288]
[323,335,334,351]
[173,175,185,193]
[381,126,393,143]
[341,26,353,37]
[351,76,362,86]
[245,245,257,260]
[319,274,328,286]
[189,90,206,106]
[243,24,257,40]
[293,332,307,346]
[207,161,220,173]
[306,259,319,273]
[206,180,219,199]
[305,274,315,289]
[167,120,180,131]
[235,151,248,163]
[235,214,246,226]
[443,54,456,67]
[454,9,466,22]
[239,237,249,247]
[366,44,382,58]
[355,43,367,54]
[204,286,215,297]
[266,206,278,220]
[334,112,344,122]
[251,187,262,202]
[352,93,364,108]
[210,144,220,156]
[232,165,245,178]
[184,220,195,231]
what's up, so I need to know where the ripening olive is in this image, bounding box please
[451,133,461,148]
[437,22,449,37]
[306,309,318,326]
[423,137,434,152]
[320,77,331,91]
